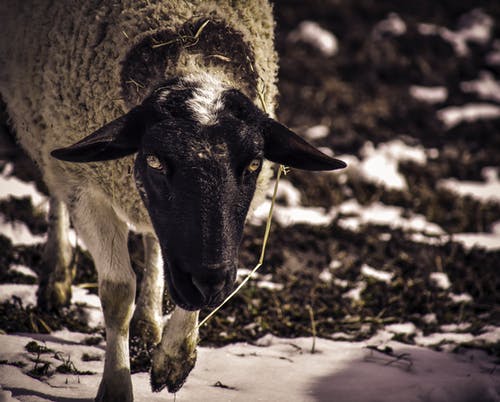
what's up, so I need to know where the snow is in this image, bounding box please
[342,281,366,302]
[256,280,284,291]
[304,125,329,140]
[409,85,448,104]
[0,284,103,328]
[335,199,445,236]
[438,167,500,202]
[0,217,46,246]
[437,103,500,129]
[429,272,451,290]
[449,293,473,304]
[372,13,406,39]
[355,140,427,191]
[287,21,338,57]
[0,164,46,208]
[0,285,38,306]
[385,322,417,335]
[360,264,393,284]
[318,269,332,283]
[452,232,500,251]
[461,71,500,102]
[1,332,499,402]
[8,265,37,279]
[273,179,302,207]
[418,9,493,56]
[251,200,333,227]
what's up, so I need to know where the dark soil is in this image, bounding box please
[0,0,499,373]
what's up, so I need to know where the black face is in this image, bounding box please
[51,76,346,311]
[134,112,265,310]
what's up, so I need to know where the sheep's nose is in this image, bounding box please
[191,268,228,301]
[193,276,226,301]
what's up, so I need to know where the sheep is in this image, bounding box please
[0,1,346,400]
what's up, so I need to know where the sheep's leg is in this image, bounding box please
[37,197,74,311]
[70,197,135,402]
[151,307,199,393]
[131,233,163,345]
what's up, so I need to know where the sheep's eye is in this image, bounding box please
[246,159,261,173]
[146,155,164,171]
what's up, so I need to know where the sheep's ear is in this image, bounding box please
[262,118,346,171]
[51,108,145,162]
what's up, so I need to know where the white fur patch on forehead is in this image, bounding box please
[182,73,228,126]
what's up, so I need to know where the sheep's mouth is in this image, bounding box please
[164,261,235,311]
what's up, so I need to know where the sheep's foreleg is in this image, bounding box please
[71,196,135,402]
[37,197,74,311]
[131,233,163,345]
[151,307,199,393]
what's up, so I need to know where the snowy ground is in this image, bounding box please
[1,2,500,401]
[0,330,499,402]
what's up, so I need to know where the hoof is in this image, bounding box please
[150,344,197,393]
[95,369,133,402]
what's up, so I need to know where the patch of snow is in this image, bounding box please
[0,284,37,306]
[250,200,334,227]
[287,21,338,57]
[304,124,329,140]
[335,199,444,236]
[329,260,342,270]
[71,287,103,328]
[343,281,366,301]
[415,331,475,346]
[237,268,252,278]
[449,293,473,304]
[409,85,448,103]
[273,179,302,207]
[372,13,406,39]
[356,140,427,190]
[409,232,446,246]
[422,313,438,324]
[386,322,417,335]
[8,264,37,278]
[0,216,46,246]
[378,232,391,241]
[360,264,393,284]
[318,269,332,283]
[461,70,500,102]
[475,325,500,343]
[333,278,349,288]
[430,272,451,290]
[0,284,104,328]
[437,103,500,129]
[418,9,493,56]
[452,232,500,251]
[0,163,46,207]
[438,167,500,202]
[2,332,498,402]
[256,281,284,291]
[317,146,334,157]
[441,323,471,332]
[68,228,87,250]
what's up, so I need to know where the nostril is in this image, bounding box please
[192,275,225,300]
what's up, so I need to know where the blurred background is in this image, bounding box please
[0,0,499,372]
